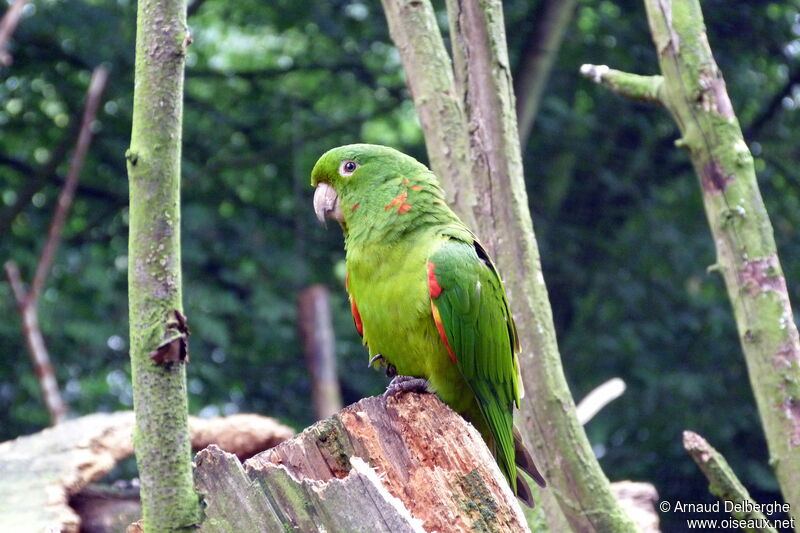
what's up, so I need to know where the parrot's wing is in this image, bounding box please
[427,237,522,486]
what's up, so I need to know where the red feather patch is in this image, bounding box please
[350,297,363,337]
[426,261,442,299]
[427,262,455,362]
[346,271,363,337]
[431,301,456,363]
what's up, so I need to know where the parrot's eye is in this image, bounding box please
[339,160,359,176]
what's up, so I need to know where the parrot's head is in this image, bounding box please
[310,143,440,232]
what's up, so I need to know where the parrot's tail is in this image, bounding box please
[513,426,546,507]
[516,472,535,508]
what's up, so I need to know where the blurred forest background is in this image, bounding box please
[1,0,799,530]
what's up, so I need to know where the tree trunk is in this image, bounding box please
[582,0,800,523]
[378,0,477,228]
[126,0,200,530]
[194,393,531,533]
[381,1,638,531]
[298,285,343,420]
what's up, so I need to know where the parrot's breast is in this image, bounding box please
[345,233,465,400]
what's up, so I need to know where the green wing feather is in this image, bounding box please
[428,236,522,488]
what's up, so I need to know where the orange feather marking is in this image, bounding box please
[385,191,407,210]
[351,202,360,211]
[385,191,412,213]
[411,185,422,191]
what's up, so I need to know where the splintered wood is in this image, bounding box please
[195,393,530,533]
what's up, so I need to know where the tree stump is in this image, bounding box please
[194,393,531,532]
[0,411,293,532]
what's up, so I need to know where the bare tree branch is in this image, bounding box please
[30,66,109,303]
[0,0,29,66]
[2,66,109,426]
[587,0,800,519]
[576,378,626,425]
[4,260,66,424]
[683,431,779,533]
[514,0,578,147]
[580,64,665,105]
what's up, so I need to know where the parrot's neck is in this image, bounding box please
[341,174,456,249]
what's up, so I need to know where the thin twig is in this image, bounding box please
[3,66,109,425]
[4,260,66,423]
[0,0,29,66]
[30,66,109,304]
[580,64,665,105]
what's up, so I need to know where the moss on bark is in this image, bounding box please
[127,0,201,530]
[585,0,800,522]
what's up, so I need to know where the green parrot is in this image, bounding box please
[311,143,545,506]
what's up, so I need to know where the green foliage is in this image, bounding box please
[1,0,799,530]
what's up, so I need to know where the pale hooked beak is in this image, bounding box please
[313,182,344,226]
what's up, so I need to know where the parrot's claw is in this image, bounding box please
[368,354,397,377]
[383,375,430,397]
[368,353,385,367]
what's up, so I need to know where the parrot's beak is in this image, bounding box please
[313,182,344,226]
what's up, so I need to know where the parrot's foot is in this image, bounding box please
[369,353,398,378]
[383,375,430,397]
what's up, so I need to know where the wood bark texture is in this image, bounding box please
[584,0,800,523]
[195,393,531,533]
[0,412,136,533]
[0,411,293,533]
[126,0,199,529]
[448,1,638,530]
[683,431,778,533]
[643,3,800,518]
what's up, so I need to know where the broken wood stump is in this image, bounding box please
[0,411,293,532]
[194,393,531,533]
